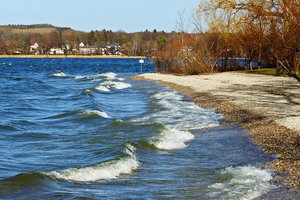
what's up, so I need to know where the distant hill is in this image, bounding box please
[0,24,72,35]
[0,24,172,56]
[0,24,71,30]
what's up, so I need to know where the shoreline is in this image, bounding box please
[0,55,145,59]
[135,72,300,190]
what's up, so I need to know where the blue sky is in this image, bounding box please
[1,0,199,32]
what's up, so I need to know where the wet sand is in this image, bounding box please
[136,72,300,190]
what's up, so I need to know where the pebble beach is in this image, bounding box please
[138,72,300,190]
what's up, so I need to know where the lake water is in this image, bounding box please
[0,58,284,199]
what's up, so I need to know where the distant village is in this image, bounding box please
[11,42,123,56]
[0,24,172,57]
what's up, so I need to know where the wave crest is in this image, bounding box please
[52,72,67,78]
[95,81,132,92]
[81,110,111,119]
[46,144,139,182]
[209,166,275,200]
[150,127,194,150]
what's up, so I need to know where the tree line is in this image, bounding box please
[0,24,172,56]
[154,0,300,82]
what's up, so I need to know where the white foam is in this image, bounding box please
[134,91,222,130]
[150,127,194,150]
[47,144,139,182]
[112,82,132,89]
[52,72,67,77]
[74,75,85,79]
[97,81,132,91]
[81,110,111,119]
[95,85,111,92]
[100,72,117,79]
[73,72,118,82]
[209,166,275,200]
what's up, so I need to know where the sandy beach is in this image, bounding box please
[138,72,300,189]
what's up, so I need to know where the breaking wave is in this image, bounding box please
[150,91,222,130]
[209,165,275,200]
[74,72,118,82]
[81,110,111,119]
[99,72,117,79]
[52,72,67,78]
[95,81,132,92]
[46,144,139,182]
[95,85,111,92]
[149,127,194,150]
[132,91,222,150]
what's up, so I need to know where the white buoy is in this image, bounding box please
[139,58,145,73]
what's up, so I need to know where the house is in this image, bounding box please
[99,46,107,55]
[80,46,97,55]
[100,43,122,55]
[30,43,39,52]
[79,42,85,48]
[78,42,98,55]
[49,48,64,55]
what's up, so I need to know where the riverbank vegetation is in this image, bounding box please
[154,0,300,82]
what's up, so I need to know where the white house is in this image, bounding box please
[30,43,39,52]
[49,48,64,55]
[79,42,85,48]
[78,42,97,54]
[79,47,97,54]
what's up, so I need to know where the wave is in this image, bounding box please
[0,124,18,131]
[95,81,132,92]
[52,72,67,78]
[101,81,132,89]
[95,85,111,92]
[99,72,117,80]
[135,91,222,130]
[43,109,111,120]
[46,144,139,182]
[149,127,194,150]
[74,72,118,82]
[1,172,46,186]
[81,110,111,119]
[74,75,85,79]
[209,165,275,200]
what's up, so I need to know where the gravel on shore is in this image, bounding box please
[135,72,300,190]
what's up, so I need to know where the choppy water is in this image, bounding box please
[0,58,290,199]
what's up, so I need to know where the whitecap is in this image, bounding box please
[209,166,275,200]
[73,72,118,82]
[112,82,132,89]
[150,127,194,150]
[52,72,67,78]
[46,144,139,182]
[134,91,222,130]
[96,81,132,91]
[81,110,111,119]
[99,72,117,79]
[74,75,85,79]
[95,85,111,92]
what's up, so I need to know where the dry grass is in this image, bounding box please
[11,28,58,34]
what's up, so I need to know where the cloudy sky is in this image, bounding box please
[1,0,199,32]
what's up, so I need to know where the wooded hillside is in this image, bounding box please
[0,24,174,56]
